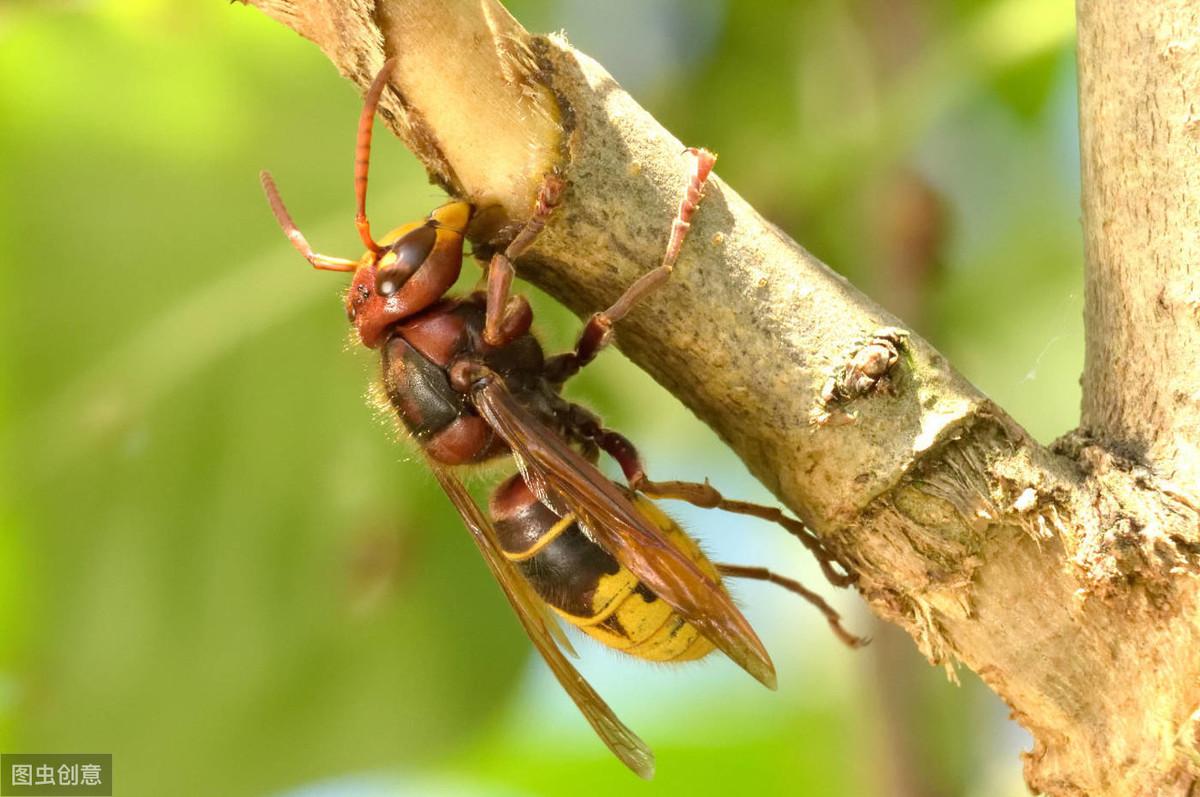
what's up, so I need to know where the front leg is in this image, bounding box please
[483,175,564,347]
[546,148,716,383]
[483,253,533,345]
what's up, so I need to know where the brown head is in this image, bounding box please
[259,57,474,348]
[342,203,472,347]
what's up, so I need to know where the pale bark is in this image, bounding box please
[239,1,1200,794]
[1078,0,1200,493]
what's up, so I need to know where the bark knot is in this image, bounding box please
[812,327,909,426]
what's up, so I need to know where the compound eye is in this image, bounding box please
[375,224,437,297]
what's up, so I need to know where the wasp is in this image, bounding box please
[261,58,862,779]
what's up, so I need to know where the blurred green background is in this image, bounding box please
[0,0,1081,795]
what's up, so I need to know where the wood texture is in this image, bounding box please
[1078,0,1200,493]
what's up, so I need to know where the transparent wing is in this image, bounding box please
[427,459,653,778]
[471,378,776,690]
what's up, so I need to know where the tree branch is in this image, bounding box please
[1078,0,1200,494]
[241,1,1200,794]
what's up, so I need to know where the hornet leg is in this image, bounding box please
[546,148,716,382]
[716,563,866,649]
[483,174,565,346]
[566,407,855,590]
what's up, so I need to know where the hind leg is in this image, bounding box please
[717,563,866,648]
[565,408,855,590]
[637,475,857,589]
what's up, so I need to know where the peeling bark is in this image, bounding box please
[239,1,1200,794]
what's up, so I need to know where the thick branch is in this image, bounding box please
[1078,0,1200,493]
[242,2,1200,794]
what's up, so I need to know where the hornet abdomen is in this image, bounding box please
[489,474,719,663]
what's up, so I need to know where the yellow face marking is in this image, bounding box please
[376,220,423,249]
[430,201,471,233]
[378,251,398,268]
